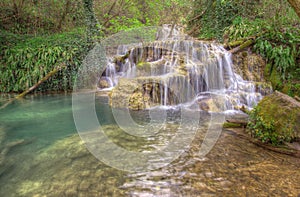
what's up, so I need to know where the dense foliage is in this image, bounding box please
[0,0,84,34]
[0,0,191,93]
[188,0,300,96]
[0,0,299,96]
[0,0,191,35]
[187,0,258,40]
[0,29,87,92]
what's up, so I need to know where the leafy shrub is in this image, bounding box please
[223,17,265,41]
[247,106,282,145]
[254,27,300,81]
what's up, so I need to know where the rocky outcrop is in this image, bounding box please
[103,37,272,112]
[232,51,272,95]
[109,76,179,110]
[232,51,265,82]
[98,79,110,89]
[255,91,300,142]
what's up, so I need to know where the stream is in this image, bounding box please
[0,94,299,196]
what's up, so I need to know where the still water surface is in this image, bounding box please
[0,94,299,196]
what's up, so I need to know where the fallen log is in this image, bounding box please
[16,64,65,99]
[225,119,248,128]
[225,39,245,48]
[0,63,66,110]
[229,39,255,54]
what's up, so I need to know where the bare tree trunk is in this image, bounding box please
[287,0,300,18]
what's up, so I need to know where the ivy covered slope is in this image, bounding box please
[0,29,88,93]
[188,0,300,97]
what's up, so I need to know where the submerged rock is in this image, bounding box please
[254,91,300,142]
[0,127,5,145]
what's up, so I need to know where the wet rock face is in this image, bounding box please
[232,51,272,95]
[109,78,140,109]
[130,46,168,64]
[232,51,265,82]
[103,36,269,111]
[109,78,178,110]
[98,79,110,89]
[257,91,300,141]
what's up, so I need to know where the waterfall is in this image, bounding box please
[99,25,264,112]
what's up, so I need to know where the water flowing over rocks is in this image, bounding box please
[99,25,271,112]
[232,51,272,96]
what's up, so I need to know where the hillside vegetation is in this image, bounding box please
[0,0,299,95]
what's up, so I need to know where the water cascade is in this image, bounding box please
[98,25,267,112]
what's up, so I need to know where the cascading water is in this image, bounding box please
[99,25,264,112]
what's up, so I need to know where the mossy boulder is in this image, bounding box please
[251,91,300,143]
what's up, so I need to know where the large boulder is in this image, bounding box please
[252,91,300,142]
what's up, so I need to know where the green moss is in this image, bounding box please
[114,53,129,64]
[248,108,279,145]
[264,64,282,90]
[248,92,300,145]
[223,122,244,128]
[264,63,300,97]
[282,83,291,95]
[292,84,300,97]
[137,62,150,68]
